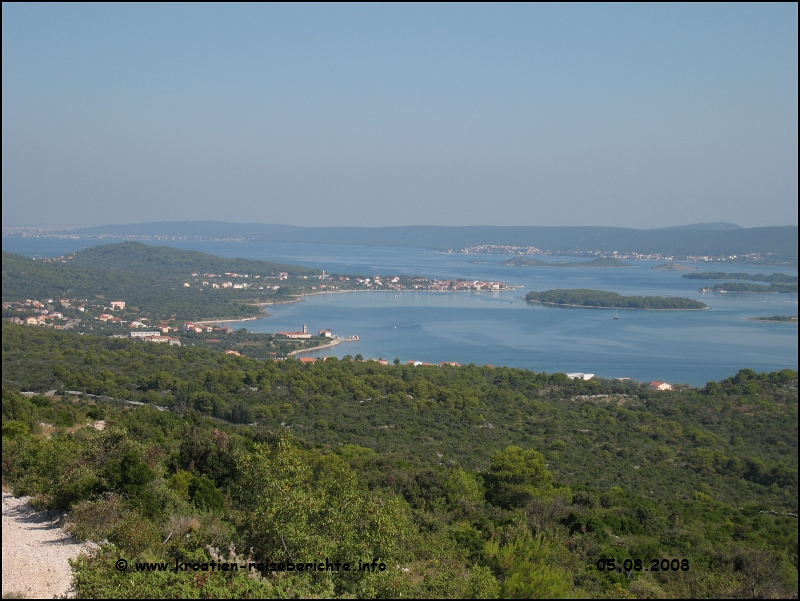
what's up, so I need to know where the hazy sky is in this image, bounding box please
[2,3,797,228]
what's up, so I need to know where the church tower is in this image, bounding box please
[303,323,307,334]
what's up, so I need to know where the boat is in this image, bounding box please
[614,309,619,320]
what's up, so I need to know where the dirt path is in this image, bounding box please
[2,492,95,598]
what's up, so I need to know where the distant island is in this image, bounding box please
[469,260,487,264]
[684,271,797,283]
[748,315,798,323]
[525,289,707,310]
[500,257,551,266]
[702,282,798,294]
[652,263,698,271]
[501,257,633,268]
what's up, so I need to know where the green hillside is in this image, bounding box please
[2,325,797,598]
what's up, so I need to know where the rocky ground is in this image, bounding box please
[2,492,95,599]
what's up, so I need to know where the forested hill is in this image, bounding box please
[2,324,797,598]
[39,222,799,262]
[65,241,320,277]
[1,244,321,320]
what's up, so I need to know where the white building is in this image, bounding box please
[566,373,594,381]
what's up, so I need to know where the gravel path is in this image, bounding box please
[2,492,95,599]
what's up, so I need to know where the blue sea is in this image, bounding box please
[3,236,797,386]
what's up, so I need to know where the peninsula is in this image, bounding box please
[525,289,708,310]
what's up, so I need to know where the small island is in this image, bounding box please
[684,271,797,283]
[525,289,708,310]
[500,256,551,266]
[652,263,698,271]
[501,257,633,268]
[703,283,798,294]
[748,315,798,323]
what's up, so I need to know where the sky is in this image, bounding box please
[2,3,797,229]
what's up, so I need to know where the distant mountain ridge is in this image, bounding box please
[653,222,743,231]
[10,221,797,262]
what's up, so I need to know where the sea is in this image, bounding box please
[3,236,797,386]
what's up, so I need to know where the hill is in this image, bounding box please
[1,243,321,321]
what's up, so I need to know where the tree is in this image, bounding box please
[484,446,554,508]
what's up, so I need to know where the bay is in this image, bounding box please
[3,236,797,386]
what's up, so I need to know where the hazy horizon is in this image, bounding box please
[3,4,797,228]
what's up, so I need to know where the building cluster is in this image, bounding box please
[410,278,508,291]
[450,245,543,255]
[3,299,82,330]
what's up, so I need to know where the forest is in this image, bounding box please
[2,324,797,598]
[525,289,707,310]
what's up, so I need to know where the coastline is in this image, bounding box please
[287,339,342,356]
[194,314,267,325]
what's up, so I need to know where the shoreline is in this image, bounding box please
[208,288,521,325]
[287,339,342,356]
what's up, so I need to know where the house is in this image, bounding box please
[649,382,672,391]
[319,329,333,338]
[131,331,161,338]
[97,313,114,321]
[298,357,317,364]
[225,350,241,356]
[566,373,594,380]
[144,335,170,343]
[439,361,460,367]
[110,301,126,311]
